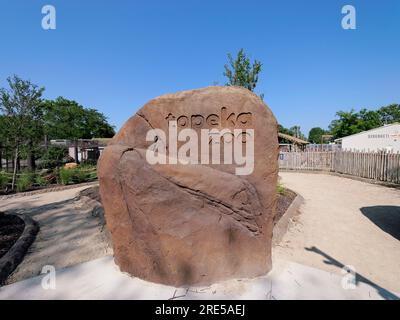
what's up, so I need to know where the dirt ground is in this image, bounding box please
[274,172,400,293]
[0,184,112,284]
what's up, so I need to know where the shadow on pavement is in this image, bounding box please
[360,206,400,241]
[305,246,399,300]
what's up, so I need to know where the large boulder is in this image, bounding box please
[98,86,278,286]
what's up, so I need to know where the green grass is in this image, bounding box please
[0,164,98,192]
[16,171,36,192]
[59,167,77,185]
[35,174,51,187]
[0,171,10,190]
[59,166,97,185]
[277,182,286,195]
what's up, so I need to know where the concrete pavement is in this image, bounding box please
[0,255,397,300]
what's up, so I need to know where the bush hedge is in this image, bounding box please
[0,164,97,193]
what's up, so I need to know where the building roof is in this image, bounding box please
[278,132,309,145]
[334,123,400,142]
[50,138,113,148]
[92,138,112,146]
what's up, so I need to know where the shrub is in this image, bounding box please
[0,171,10,190]
[81,159,97,166]
[16,172,36,192]
[72,167,88,184]
[88,170,97,180]
[37,145,69,169]
[59,166,93,185]
[59,167,76,185]
[78,164,97,181]
[78,163,96,170]
[277,182,285,195]
[35,174,51,187]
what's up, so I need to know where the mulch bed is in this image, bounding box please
[0,213,25,259]
[275,189,297,225]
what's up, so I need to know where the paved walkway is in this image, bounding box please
[0,256,397,300]
[274,172,400,293]
[0,185,112,284]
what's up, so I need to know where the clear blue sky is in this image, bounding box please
[0,0,399,136]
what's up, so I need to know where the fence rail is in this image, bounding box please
[279,151,400,184]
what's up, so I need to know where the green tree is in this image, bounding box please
[329,109,382,139]
[0,75,45,189]
[38,145,68,169]
[43,97,115,140]
[278,124,307,143]
[289,125,306,140]
[0,115,6,170]
[308,127,329,144]
[43,97,115,163]
[82,108,116,138]
[278,124,293,135]
[329,110,360,139]
[0,115,13,171]
[378,104,400,124]
[224,49,262,93]
[358,108,381,131]
[43,97,85,140]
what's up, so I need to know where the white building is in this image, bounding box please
[335,123,400,152]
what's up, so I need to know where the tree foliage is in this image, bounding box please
[0,75,45,187]
[329,104,399,139]
[224,48,262,92]
[0,76,115,186]
[42,97,115,140]
[0,75,45,145]
[278,124,306,141]
[37,145,69,169]
[308,127,330,144]
[378,104,400,124]
[278,124,292,135]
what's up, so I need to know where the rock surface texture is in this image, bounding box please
[98,86,278,286]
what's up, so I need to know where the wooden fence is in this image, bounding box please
[279,151,400,184]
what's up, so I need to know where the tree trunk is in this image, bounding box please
[74,140,79,164]
[11,144,19,190]
[27,140,36,171]
[27,152,36,171]
[0,144,2,171]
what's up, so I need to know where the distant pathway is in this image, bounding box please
[0,184,112,284]
[274,172,400,293]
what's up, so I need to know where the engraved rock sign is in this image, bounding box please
[98,86,278,286]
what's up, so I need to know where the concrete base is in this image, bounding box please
[0,256,398,300]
